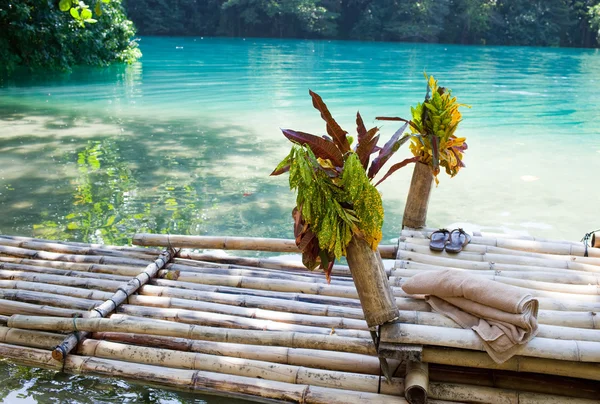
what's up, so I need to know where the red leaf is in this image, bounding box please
[367,122,410,179]
[309,90,350,153]
[356,111,367,143]
[376,116,420,132]
[282,129,344,168]
[374,156,420,186]
[270,164,290,176]
[355,129,379,170]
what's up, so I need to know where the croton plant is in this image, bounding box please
[272,75,467,281]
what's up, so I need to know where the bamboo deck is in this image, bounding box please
[0,232,599,403]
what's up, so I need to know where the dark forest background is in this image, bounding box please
[126,0,600,48]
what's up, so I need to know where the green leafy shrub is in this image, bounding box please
[0,0,140,74]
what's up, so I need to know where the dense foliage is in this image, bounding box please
[0,0,140,73]
[124,0,600,47]
[272,90,417,280]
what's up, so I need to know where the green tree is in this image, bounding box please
[0,0,140,73]
[442,0,493,45]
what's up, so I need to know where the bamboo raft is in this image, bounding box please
[1,232,600,403]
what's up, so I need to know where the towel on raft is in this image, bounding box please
[401,269,539,363]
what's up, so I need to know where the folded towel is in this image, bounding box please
[402,269,539,363]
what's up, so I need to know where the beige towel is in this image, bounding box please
[402,269,539,363]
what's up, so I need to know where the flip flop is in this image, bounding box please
[445,228,471,253]
[429,229,450,251]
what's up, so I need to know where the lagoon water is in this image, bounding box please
[1,37,600,402]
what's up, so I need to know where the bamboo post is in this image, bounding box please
[345,236,399,328]
[402,161,433,229]
[593,233,599,249]
[405,361,429,404]
[52,249,174,361]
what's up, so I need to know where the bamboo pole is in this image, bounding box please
[116,304,371,339]
[165,264,353,286]
[421,347,600,381]
[593,233,599,248]
[381,322,600,362]
[9,315,378,356]
[0,326,65,349]
[428,363,600,400]
[133,234,398,260]
[0,244,151,266]
[0,289,101,311]
[77,339,405,396]
[0,261,135,281]
[402,161,433,229]
[0,256,148,277]
[175,252,358,277]
[91,332,393,375]
[0,237,156,260]
[0,269,123,291]
[146,280,430,312]
[0,343,406,404]
[428,381,600,404]
[403,228,581,244]
[52,249,174,361]
[0,234,161,255]
[345,236,399,328]
[395,249,600,274]
[405,361,428,404]
[0,299,88,317]
[399,238,600,266]
[126,295,369,330]
[0,279,113,300]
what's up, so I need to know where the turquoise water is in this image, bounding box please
[1,37,600,402]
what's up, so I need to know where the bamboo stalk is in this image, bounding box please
[127,295,369,330]
[381,322,600,362]
[396,242,600,270]
[91,332,394,375]
[175,252,358,277]
[0,256,149,277]
[395,249,600,275]
[0,269,123,291]
[138,284,367,319]
[0,326,65,349]
[116,304,371,339]
[593,233,599,249]
[345,235,399,328]
[402,228,580,244]
[405,361,428,404]
[146,280,430,312]
[0,237,156,260]
[0,279,113,300]
[133,234,398,260]
[428,381,600,404]
[429,363,600,400]
[9,315,378,356]
[0,289,101,311]
[402,161,433,229]
[0,261,136,282]
[0,299,88,317]
[0,342,406,404]
[0,244,151,266]
[77,339,405,396]
[52,249,174,361]
[0,234,161,255]
[164,264,353,286]
[421,347,600,381]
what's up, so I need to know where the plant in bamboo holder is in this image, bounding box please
[378,74,469,228]
[271,90,418,328]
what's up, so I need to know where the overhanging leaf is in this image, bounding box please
[282,129,344,168]
[375,116,420,132]
[374,156,420,186]
[309,90,350,153]
[367,123,410,179]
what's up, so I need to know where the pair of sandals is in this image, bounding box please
[429,228,471,253]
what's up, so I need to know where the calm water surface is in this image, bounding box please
[1,37,600,402]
